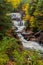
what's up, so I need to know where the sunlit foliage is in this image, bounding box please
[6,0,21,8]
[24,0,43,32]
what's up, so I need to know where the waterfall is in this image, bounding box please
[11,13,43,51]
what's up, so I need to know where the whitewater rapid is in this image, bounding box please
[13,20,43,51]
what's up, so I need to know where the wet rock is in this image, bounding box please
[21,31,34,41]
[29,36,37,41]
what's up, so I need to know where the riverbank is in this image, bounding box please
[0,36,43,65]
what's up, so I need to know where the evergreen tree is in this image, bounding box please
[0,0,12,38]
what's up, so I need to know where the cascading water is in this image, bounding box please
[12,20,43,51]
[12,12,43,51]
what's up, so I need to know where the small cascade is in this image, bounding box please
[12,19,43,51]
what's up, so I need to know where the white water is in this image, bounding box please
[13,20,43,51]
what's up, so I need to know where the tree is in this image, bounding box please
[35,0,43,31]
[28,0,43,32]
[0,0,12,38]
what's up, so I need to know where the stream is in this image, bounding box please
[9,13,43,51]
[12,19,43,52]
